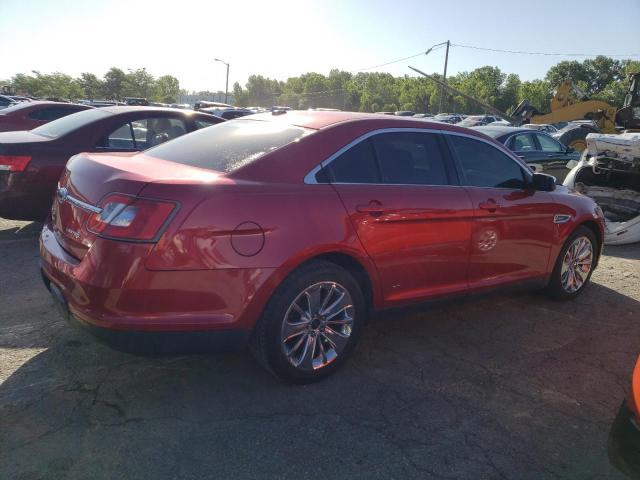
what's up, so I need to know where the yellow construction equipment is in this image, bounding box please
[512,74,640,152]
[408,65,640,152]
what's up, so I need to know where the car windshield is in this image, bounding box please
[145,119,312,173]
[30,108,109,138]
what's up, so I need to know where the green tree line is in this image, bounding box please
[3,56,639,114]
[232,56,640,114]
[2,68,181,103]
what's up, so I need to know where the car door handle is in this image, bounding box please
[356,201,385,216]
[478,200,499,212]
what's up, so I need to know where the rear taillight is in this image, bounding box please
[0,155,31,172]
[87,193,177,241]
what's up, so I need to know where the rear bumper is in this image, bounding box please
[42,275,251,354]
[39,223,277,352]
[608,402,640,478]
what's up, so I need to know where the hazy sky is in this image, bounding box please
[1,0,639,92]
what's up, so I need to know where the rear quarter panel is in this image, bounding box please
[143,181,383,309]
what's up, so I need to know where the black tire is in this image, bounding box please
[558,127,594,153]
[546,226,598,300]
[250,260,366,384]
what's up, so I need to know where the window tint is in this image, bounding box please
[371,132,449,185]
[449,135,528,189]
[536,133,564,153]
[145,119,311,172]
[31,108,109,138]
[508,133,536,152]
[104,123,135,149]
[328,139,380,183]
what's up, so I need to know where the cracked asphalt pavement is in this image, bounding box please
[1,219,639,479]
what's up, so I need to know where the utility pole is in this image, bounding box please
[438,40,450,114]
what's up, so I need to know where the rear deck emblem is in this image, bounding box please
[57,187,69,202]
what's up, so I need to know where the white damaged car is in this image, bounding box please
[564,132,640,245]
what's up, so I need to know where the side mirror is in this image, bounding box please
[531,173,556,191]
[565,146,575,154]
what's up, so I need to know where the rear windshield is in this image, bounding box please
[145,119,312,172]
[0,102,33,115]
[31,108,109,138]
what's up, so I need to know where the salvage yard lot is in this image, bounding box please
[1,220,638,479]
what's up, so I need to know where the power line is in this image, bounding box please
[451,43,640,58]
[354,45,446,72]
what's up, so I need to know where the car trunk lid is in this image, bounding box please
[52,152,226,259]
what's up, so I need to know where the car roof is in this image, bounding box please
[99,105,205,115]
[245,110,482,131]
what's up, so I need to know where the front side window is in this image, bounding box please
[328,139,380,184]
[449,135,528,189]
[146,119,311,172]
[536,133,564,153]
[371,132,450,185]
[508,133,537,152]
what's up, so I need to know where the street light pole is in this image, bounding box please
[424,41,450,114]
[214,58,230,104]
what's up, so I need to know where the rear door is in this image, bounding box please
[325,129,474,307]
[446,134,556,290]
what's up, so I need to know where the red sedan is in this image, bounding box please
[0,101,93,132]
[40,111,605,383]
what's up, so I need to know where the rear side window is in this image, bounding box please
[145,119,311,172]
[328,139,380,183]
[449,135,528,189]
[371,132,449,185]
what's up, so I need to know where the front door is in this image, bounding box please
[325,130,474,307]
[446,134,556,290]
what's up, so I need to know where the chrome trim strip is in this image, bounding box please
[57,187,102,214]
[303,127,531,185]
[66,195,102,214]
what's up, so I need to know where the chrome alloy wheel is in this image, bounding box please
[560,236,594,293]
[281,282,354,371]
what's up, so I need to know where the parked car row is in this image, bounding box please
[0,106,224,220]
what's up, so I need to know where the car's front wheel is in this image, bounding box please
[251,260,365,383]
[547,226,598,300]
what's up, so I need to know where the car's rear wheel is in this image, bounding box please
[250,260,365,384]
[547,226,597,300]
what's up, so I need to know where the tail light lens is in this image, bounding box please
[0,155,31,172]
[87,194,177,241]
